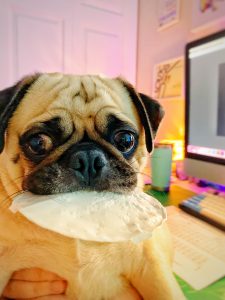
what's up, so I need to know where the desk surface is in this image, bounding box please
[145,184,196,206]
[145,184,225,300]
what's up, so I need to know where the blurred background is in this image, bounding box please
[0,0,225,175]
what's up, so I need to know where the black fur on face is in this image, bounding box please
[23,141,137,195]
[19,117,75,164]
[21,112,139,195]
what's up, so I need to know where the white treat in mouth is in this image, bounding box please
[9,191,167,243]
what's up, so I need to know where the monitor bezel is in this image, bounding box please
[185,29,225,166]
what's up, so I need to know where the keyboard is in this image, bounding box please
[179,192,225,232]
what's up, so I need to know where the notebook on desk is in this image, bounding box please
[167,206,225,290]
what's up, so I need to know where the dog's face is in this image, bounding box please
[0,73,164,198]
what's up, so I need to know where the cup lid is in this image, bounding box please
[154,143,173,149]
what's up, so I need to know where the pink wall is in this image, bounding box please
[136,0,225,141]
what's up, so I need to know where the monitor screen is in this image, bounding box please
[185,30,225,185]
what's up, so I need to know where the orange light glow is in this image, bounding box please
[160,139,184,161]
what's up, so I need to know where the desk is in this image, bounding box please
[144,184,225,300]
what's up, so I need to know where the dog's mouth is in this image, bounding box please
[23,158,137,195]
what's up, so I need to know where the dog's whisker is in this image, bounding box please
[0,173,31,193]
[0,190,25,208]
[135,171,152,179]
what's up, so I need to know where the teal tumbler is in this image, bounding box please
[150,143,173,192]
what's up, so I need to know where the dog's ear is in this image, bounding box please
[0,74,40,153]
[119,79,164,153]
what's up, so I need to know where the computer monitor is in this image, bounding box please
[184,30,225,186]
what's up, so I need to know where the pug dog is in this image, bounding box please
[0,73,185,299]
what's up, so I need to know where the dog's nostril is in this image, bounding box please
[70,152,89,179]
[94,156,106,171]
[74,158,85,172]
[90,155,106,178]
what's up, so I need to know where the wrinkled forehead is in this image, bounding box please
[11,73,139,134]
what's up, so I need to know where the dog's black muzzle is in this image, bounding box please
[24,141,136,195]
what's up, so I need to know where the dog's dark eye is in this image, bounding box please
[26,134,53,156]
[113,131,135,153]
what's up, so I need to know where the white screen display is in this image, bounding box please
[188,36,225,159]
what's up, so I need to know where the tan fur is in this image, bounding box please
[0,74,185,299]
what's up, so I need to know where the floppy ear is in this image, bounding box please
[120,80,164,153]
[0,74,40,153]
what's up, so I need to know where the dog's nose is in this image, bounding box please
[70,149,107,185]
